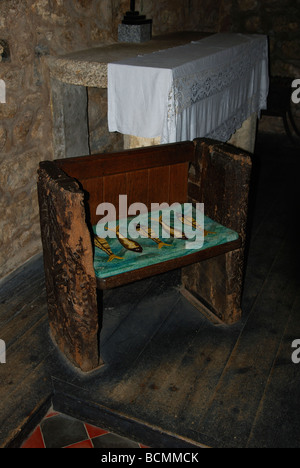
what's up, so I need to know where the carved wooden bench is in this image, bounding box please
[37,139,252,372]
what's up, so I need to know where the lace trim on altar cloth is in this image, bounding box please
[172,39,267,115]
[162,38,268,144]
[205,92,267,142]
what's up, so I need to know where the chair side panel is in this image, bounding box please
[37,162,100,372]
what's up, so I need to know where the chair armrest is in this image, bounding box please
[189,138,252,246]
[37,161,100,372]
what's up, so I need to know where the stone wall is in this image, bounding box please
[0,0,299,281]
[218,0,300,133]
[220,0,300,77]
[0,0,211,281]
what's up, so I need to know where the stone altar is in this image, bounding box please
[45,32,259,159]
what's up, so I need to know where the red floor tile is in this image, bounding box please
[45,411,60,418]
[64,439,94,448]
[21,426,45,448]
[21,410,149,448]
[84,423,108,439]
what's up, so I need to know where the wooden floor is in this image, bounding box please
[1,132,299,448]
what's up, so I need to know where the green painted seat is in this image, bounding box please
[93,205,239,283]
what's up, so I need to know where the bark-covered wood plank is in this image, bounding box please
[182,139,252,324]
[37,161,101,372]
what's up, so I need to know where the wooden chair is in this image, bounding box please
[37,139,252,372]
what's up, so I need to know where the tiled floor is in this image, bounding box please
[21,408,148,448]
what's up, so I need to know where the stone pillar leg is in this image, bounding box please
[50,78,90,159]
[228,113,258,153]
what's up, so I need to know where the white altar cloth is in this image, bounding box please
[108,33,269,144]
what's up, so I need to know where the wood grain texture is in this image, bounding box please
[55,143,193,226]
[37,162,101,372]
[55,141,195,180]
[126,169,149,210]
[169,163,189,205]
[79,177,104,227]
[182,139,252,324]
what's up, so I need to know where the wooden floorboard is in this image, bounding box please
[246,292,300,448]
[0,256,46,327]
[0,360,52,448]
[51,134,300,447]
[108,296,241,447]
[0,256,54,447]
[196,231,298,447]
[0,133,300,448]
[101,271,181,351]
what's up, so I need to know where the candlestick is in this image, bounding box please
[118,0,152,43]
[122,0,149,23]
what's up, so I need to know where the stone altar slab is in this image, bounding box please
[46,32,209,89]
[45,32,210,159]
[108,33,268,151]
[45,32,261,158]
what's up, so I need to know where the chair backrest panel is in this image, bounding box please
[55,142,195,225]
[55,141,194,179]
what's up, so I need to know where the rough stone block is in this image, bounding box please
[0,39,10,62]
[50,78,90,159]
[118,23,152,43]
